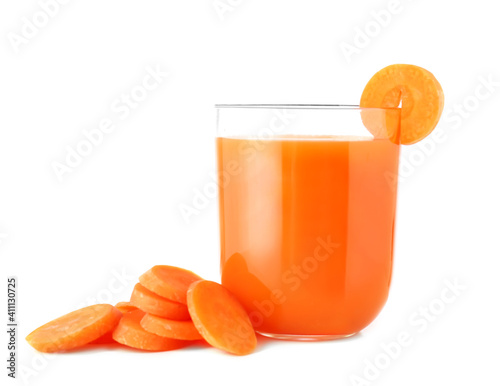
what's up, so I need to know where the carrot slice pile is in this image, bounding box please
[27,265,257,355]
[112,310,189,351]
[360,64,444,144]
[139,265,203,304]
[187,280,257,355]
[140,313,202,341]
[130,283,190,320]
[26,304,122,352]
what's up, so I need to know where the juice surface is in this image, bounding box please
[217,136,399,336]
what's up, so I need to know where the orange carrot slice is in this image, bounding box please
[90,330,116,344]
[187,280,257,355]
[221,253,273,328]
[92,302,138,343]
[130,283,190,320]
[112,310,188,351]
[139,265,203,304]
[360,64,444,144]
[115,302,138,314]
[26,304,122,353]
[140,313,203,341]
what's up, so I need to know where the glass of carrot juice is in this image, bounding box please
[216,104,401,340]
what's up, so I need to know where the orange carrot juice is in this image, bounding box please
[218,136,399,337]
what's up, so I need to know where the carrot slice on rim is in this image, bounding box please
[26,304,122,353]
[139,265,203,304]
[187,280,257,355]
[112,310,188,351]
[360,64,444,144]
[140,313,202,341]
[130,283,190,320]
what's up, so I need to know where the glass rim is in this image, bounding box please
[214,104,400,110]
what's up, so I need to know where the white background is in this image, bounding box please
[1,1,499,385]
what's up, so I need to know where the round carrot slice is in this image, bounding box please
[187,280,257,355]
[139,265,203,304]
[112,310,188,351]
[92,302,137,344]
[90,330,116,344]
[360,64,444,144]
[115,301,138,314]
[130,283,190,320]
[26,304,122,353]
[140,313,202,341]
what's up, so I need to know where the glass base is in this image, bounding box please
[256,330,358,341]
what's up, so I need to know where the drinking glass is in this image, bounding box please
[216,104,400,340]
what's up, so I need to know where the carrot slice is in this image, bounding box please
[92,302,138,343]
[140,313,202,341]
[187,280,257,355]
[130,283,190,320]
[90,330,115,344]
[115,302,138,314]
[26,304,122,353]
[360,64,444,145]
[221,253,273,328]
[139,265,203,304]
[112,310,188,351]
